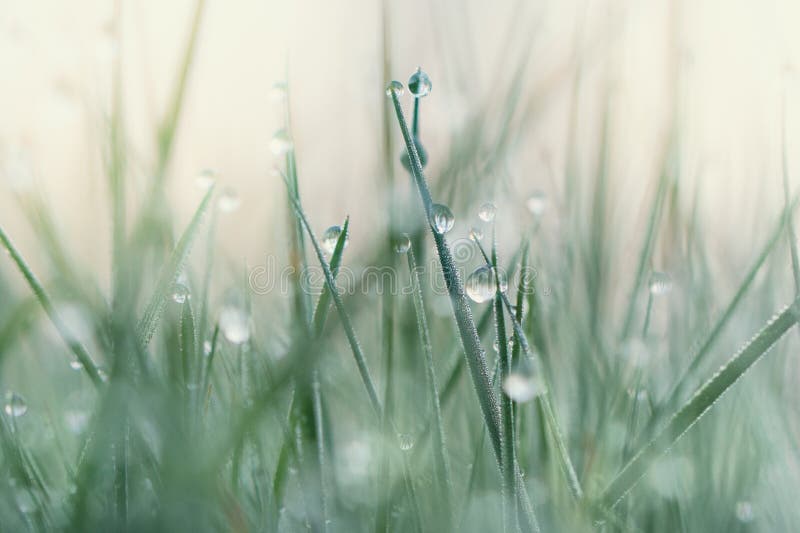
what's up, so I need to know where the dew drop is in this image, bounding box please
[408,68,432,98]
[735,501,754,523]
[171,282,190,304]
[502,360,545,402]
[526,190,548,217]
[430,204,454,234]
[69,360,83,371]
[394,234,411,254]
[385,80,404,97]
[220,305,250,344]
[15,490,35,514]
[270,129,294,156]
[398,433,414,451]
[400,137,428,170]
[195,168,216,190]
[218,187,241,213]
[466,265,507,303]
[203,340,212,356]
[469,227,484,242]
[478,202,496,222]
[98,368,109,382]
[649,272,673,296]
[64,409,89,434]
[270,81,288,102]
[4,392,28,417]
[322,225,348,255]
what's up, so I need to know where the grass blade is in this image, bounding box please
[601,298,800,508]
[136,185,215,348]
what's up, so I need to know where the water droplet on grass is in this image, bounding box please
[430,204,454,234]
[270,129,293,156]
[195,168,216,190]
[408,68,432,98]
[735,501,754,523]
[478,202,496,222]
[503,360,545,402]
[220,306,250,344]
[203,340,212,356]
[69,360,83,371]
[394,234,411,254]
[466,265,506,303]
[322,225,348,255]
[398,433,414,451]
[385,80,404,97]
[469,227,483,242]
[218,187,241,213]
[171,282,190,304]
[400,137,428,170]
[270,81,287,102]
[649,272,673,295]
[4,392,27,417]
[526,190,548,217]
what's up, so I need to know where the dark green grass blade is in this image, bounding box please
[136,185,214,347]
[601,298,800,508]
[0,226,102,386]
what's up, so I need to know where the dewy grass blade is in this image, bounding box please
[137,185,215,348]
[601,298,800,508]
[388,83,540,533]
[0,225,103,386]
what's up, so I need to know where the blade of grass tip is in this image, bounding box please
[657,192,800,417]
[387,83,540,533]
[137,185,215,348]
[0,225,102,386]
[474,238,584,503]
[601,297,800,509]
[781,99,800,296]
[280,176,381,416]
[406,246,454,527]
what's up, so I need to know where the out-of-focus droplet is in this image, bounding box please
[478,202,496,222]
[322,225,348,255]
[469,227,483,242]
[735,501,754,523]
[398,433,415,451]
[649,272,673,296]
[408,68,432,98]
[466,265,506,303]
[218,187,241,213]
[69,360,83,371]
[270,129,293,156]
[400,137,428,171]
[195,168,216,190]
[220,305,250,344]
[4,392,28,417]
[203,340,212,356]
[385,80,404,97]
[430,204,454,234]
[526,190,548,217]
[270,81,288,102]
[394,234,411,254]
[502,359,545,402]
[171,282,190,304]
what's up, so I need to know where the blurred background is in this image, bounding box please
[2,0,800,284]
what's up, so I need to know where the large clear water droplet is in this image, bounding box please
[322,225,348,255]
[394,234,411,254]
[466,265,507,303]
[526,190,548,217]
[218,187,241,213]
[408,68,432,98]
[171,282,190,304]
[649,272,673,295]
[270,129,293,156]
[195,168,216,190]
[4,392,28,417]
[430,204,454,234]
[502,359,545,402]
[478,202,496,222]
[220,305,250,344]
[385,80,404,97]
[398,433,415,451]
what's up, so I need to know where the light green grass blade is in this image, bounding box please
[136,185,215,348]
[0,225,103,386]
[601,298,800,508]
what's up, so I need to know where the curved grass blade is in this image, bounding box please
[0,225,103,386]
[601,298,800,508]
[136,185,215,348]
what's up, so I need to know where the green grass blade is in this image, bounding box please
[136,185,215,348]
[601,298,800,508]
[0,226,103,386]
